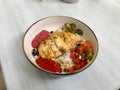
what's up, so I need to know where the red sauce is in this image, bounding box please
[36,57,62,73]
[32,30,49,48]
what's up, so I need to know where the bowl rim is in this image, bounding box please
[22,15,99,75]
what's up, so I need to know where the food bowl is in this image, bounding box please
[23,16,98,75]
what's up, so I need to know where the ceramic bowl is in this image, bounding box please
[23,16,98,75]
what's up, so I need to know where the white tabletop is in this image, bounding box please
[0,0,120,90]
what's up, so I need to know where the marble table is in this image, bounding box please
[0,0,120,90]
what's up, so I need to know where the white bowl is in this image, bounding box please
[23,16,98,75]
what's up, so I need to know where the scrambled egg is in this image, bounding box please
[51,31,79,51]
[38,31,84,59]
[38,37,62,59]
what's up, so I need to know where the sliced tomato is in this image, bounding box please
[70,40,94,71]
[69,66,75,73]
[74,64,81,70]
[73,57,80,64]
[70,48,75,52]
[83,40,93,53]
[70,52,76,59]
[75,44,84,54]
[80,61,88,69]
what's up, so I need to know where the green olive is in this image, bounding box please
[64,23,83,35]
[76,29,83,36]
[64,29,69,32]
[65,23,71,29]
[70,23,76,30]
[71,29,77,34]
[68,28,73,33]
